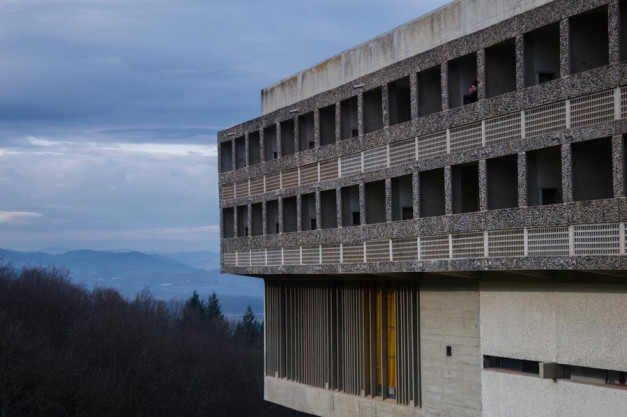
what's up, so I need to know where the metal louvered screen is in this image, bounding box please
[363,147,388,172]
[417,130,447,160]
[389,139,416,167]
[485,113,521,146]
[236,250,251,267]
[223,252,236,266]
[249,177,264,196]
[319,159,339,181]
[392,238,418,261]
[420,235,450,260]
[488,229,524,257]
[266,248,282,265]
[299,164,319,186]
[265,172,281,192]
[281,169,299,189]
[251,249,266,266]
[301,245,321,264]
[574,223,620,255]
[321,245,341,264]
[527,226,569,256]
[365,240,390,262]
[342,243,364,263]
[222,183,235,200]
[570,90,615,128]
[283,247,301,265]
[340,153,362,177]
[235,180,249,198]
[449,122,482,153]
[525,101,566,138]
[452,232,484,259]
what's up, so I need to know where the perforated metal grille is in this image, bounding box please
[366,240,390,262]
[449,122,482,153]
[223,252,236,266]
[574,223,620,255]
[622,86,627,118]
[417,130,447,160]
[237,251,251,267]
[420,235,450,260]
[571,90,615,128]
[342,243,364,263]
[319,159,338,181]
[235,180,248,198]
[525,101,566,138]
[321,244,341,264]
[452,232,484,258]
[281,169,299,189]
[527,226,569,256]
[488,229,524,257]
[283,247,301,265]
[485,113,522,146]
[222,183,235,200]
[267,248,282,265]
[265,172,281,192]
[340,153,362,177]
[301,246,321,264]
[251,249,266,266]
[249,177,264,196]
[389,139,416,167]
[363,147,388,172]
[299,164,318,185]
[392,238,417,261]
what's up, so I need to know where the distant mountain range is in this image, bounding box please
[0,249,262,319]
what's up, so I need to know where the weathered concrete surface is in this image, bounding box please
[480,281,627,372]
[261,0,552,114]
[482,370,627,417]
[264,376,426,417]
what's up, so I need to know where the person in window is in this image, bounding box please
[468,80,478,103]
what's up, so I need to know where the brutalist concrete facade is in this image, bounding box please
[218,1,627,416]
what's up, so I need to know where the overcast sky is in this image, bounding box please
[0,0,450,253]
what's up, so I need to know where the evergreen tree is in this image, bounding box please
[185,290,205,315]
[206,291,225,322]
[236,305,262,344]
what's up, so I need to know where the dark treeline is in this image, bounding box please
[0,265,308,417]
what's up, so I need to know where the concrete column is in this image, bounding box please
[560,19,570,78]
[445,165,453,215]
[293,115,300,153]
[259,127,266,163]
[515,35,525,91]
[518,152,528,207]
[313,108,321,148]
[441,63,449,111]
[413,171,420,219]
[233,204,239,237]
[262,200,268,235]
[357,93,364,137]
[477,49,486,101]
[479,159,488,211]
[336,188,343,227]
[410,72,419,120]
[561,144,573,203]
[247,203,252,237]
[231,136,236,171]
[278,197,284,233]
[335,102,341,143]
[296,194,302,232]
[385,178,392,222]
[359,183,366,226]
[382,84,390,128]
[612,135,624,197]
[609,1,621,64]
[244,132,250,167]
[315,190,322,231]
[276,121,282,158]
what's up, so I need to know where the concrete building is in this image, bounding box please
[218,0,627,415]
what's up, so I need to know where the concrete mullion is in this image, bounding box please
[314,109,321,148]
[385,178,392,223]
[336,188,343,228]
[515,35,525,90]
[359,183,366,226]
[382,84,390,128]
[518,152,528,207]
[612,135,624,197]
[561,143,573,203]
[413,171,420,219]
[444,166,453,215]
[479,159,488,211]
[296,194,302,232]
[357,93,364,137]
[315,190,322,231]
[560,18,570,77]
[477,49,486,101]
[609,1,620,64]
[278,197,284,233]
[410,72,419,120]
[440,63,449,111]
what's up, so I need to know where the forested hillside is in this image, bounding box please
[0,265,309,417]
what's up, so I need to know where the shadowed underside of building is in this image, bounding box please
[218,0,627,415]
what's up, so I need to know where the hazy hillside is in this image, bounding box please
[0,249,262,318]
